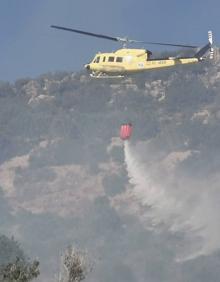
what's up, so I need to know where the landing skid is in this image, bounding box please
[90,72,124,79]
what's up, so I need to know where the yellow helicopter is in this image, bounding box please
[51,25,214,78]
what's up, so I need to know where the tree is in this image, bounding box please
[59,246,92,282]
[0,235,40,282]
[0,257,39,282]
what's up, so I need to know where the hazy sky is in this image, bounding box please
[1,0,219,81]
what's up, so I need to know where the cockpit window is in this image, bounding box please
[116,57,123,62]
[108,56,115,62]
[93,56,100,63]
[103,57,106,62]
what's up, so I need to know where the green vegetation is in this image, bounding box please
[1,54,220,281]
[0,235,39,282]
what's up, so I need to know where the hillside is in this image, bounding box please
[1,55,220,281]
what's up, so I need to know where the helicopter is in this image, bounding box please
[51,25,214,78]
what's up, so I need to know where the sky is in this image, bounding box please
[1,0,220,81]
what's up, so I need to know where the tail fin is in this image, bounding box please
[194,31,213,60]
[208,31,214,59]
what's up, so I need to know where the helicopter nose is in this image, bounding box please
[85,64,90,70]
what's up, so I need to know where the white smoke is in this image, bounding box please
[124,141,220,261]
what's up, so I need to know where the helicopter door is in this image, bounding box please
[124,55,132,64]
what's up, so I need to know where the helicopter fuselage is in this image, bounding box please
[50,25,213,78]
[85,48,199,76]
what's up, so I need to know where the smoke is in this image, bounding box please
[124,141,220,261]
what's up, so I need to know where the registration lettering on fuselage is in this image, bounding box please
[138,62,144,68]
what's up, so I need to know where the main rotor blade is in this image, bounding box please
[132,40,198,48]
[51,25,118,42]
[51,25,198,48]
